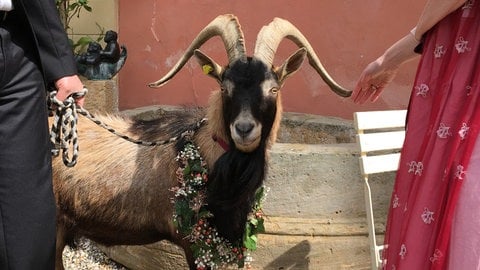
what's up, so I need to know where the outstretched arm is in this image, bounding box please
[352,33,419,104]
[352,0,467,104]
[415,0,467,39]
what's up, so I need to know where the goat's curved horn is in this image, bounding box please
[254,18,352,97]
[149,14,246,88]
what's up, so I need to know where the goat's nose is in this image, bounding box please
[235,121,254,137]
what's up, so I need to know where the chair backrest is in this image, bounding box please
[354,109,407,269]
[354,110,407,175]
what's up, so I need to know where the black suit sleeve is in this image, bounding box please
[16,0,78,83]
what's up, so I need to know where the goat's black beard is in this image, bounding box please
[206,144,267,244]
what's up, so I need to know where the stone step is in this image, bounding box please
[99,217,381,270]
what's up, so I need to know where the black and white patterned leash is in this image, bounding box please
[48,89,207,167]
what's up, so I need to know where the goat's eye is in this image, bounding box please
[270,87,279,94]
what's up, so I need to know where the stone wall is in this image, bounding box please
[82,77,119,114]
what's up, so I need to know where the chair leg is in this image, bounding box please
[363,176,381,269]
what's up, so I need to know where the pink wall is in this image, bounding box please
[118,0,426,119]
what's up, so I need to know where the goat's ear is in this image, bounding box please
[194,49,224,82]
[275,47,307,85]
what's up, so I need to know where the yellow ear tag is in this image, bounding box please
[202,64,213,75]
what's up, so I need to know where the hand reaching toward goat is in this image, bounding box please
[352,56,399,104]
[352,30,421,104]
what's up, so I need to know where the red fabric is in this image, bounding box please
[382,1,480,269]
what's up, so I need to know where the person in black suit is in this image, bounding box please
[0,0,85,268]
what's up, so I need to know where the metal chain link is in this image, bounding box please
[48,89,207,167]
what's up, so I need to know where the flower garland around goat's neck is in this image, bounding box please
[171,142,267,270]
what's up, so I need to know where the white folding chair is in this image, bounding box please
[353,110,407,269]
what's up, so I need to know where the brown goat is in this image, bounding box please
[52,14,351,270]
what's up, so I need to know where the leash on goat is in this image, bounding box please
[48,89,207,167]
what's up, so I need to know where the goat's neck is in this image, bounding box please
[193,125,228,170]
[192,91,230,169]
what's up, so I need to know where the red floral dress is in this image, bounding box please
[382,1,480,269]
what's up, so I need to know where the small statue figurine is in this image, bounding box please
[76,30,127,80]
[99,30,121,63]
[77,41,102,66]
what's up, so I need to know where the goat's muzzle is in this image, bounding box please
[230,118,262,152]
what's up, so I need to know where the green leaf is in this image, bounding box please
[72,36,94,53]
[174,200,194,234]
[69,3,78,10]
[255,187,264,204]
[191,163,203,172]
[243,234,258,250]
[243,223,258,250]
[253,218,266,234]
[198,210,212,219]
[75,36,94,45]
[183,164,191,175]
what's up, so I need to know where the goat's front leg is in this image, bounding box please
[55,225,67,270]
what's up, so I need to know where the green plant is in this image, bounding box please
[56,0,104,53]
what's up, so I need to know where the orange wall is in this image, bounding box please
[118,0,426,119]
